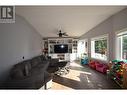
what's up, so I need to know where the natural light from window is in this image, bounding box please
[91,35,108,61]
[116,31,127,61]
[77,40,88,59]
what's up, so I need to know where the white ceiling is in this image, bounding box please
[16,6,125,38]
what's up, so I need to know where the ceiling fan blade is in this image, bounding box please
[64,34,68,36]
[63,32,68,36]
[56,30,68,37]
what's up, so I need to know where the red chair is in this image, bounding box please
[95,62,108,73]
[89,60,96,69]
[89,60,109,74]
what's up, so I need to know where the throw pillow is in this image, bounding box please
[24,64,29,76]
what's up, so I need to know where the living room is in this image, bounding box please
[0,5,127,91]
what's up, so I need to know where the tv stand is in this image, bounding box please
[49,53,70,61]
[57,54,65,61]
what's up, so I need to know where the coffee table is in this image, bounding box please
[55,61,70,76]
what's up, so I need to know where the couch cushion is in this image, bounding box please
[10,68,25,79]
[31,56,41,67]
[14,60,31,70]
[34,61,49,72]
[26,62,32,71]
[13,60,31,77]
[44,71,52,83]
[49,58,59,67]
[37,56,42,63]
[30,66,45,75]
[23,60,32,71]
[97,64,103,67]
[40,55,48,61]
[41,61,49,70]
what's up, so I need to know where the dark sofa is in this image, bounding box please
[5,55,52,89]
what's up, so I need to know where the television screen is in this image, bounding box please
[54,44,68,53]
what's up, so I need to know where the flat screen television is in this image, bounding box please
[54,44,68,53]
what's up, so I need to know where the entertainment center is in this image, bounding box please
[43,37,78,61]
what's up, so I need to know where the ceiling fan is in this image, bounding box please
[57,30,68,37]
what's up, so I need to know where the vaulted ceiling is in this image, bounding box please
[16,6,125,37]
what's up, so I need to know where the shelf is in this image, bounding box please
[47,38,78,54]
[114,79,123,88]
[109,61,127,88]
[43,37,78,62]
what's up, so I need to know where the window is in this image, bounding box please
[117,31,127,61]
[91,35,108,61]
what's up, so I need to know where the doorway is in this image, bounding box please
[77,39,88,59]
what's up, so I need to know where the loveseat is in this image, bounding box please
[5,55,52,89]
[47,56,59,67]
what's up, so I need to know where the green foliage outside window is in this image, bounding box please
[123,36,127,60]
[95,39,107,55]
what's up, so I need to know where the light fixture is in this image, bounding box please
[61,45,64,48]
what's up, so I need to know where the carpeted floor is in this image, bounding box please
[51,61,121,89]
